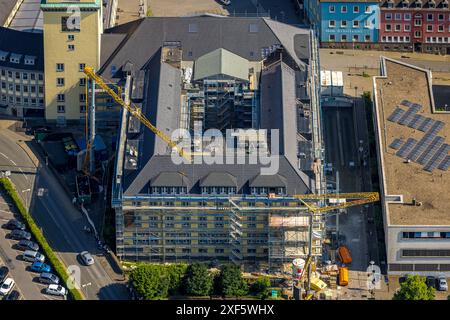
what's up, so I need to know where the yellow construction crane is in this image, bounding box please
[290,191,380,299]
[84,65,380,298]
[83,66,188,160]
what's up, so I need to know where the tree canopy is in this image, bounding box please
[184,263,214,296]
[393,275,435,300]
[218,264,249,297]
[129,264,170,300]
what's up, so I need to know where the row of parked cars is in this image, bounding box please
[2,219,67,298]
[426,276,448,291]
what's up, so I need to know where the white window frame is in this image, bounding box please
[404,13,411,21]
[438,25,444,32]
[341,5,347,13]
[341,20,348,27]
[341,34,348,42]
[385,13,392,20]
[385,24,392,31]
[426,25,433,32]
[329,34,336,41]
[404,24,411,31]
[365,5,371,13]
[329,20,336,27]
[395,13,402,20]
[329,5,335,13]
[353,20,359,28]
[353,6,359,13]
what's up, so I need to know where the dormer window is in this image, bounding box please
[9,53,22,64]
[415,0,422,8]
[402,0,409,7]
[429,0,436,8]
[443,1,449,8]
[387,0,395,8]
[24,56,35,66]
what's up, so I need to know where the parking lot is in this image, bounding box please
[0,192,64,300]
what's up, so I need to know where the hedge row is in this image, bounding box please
[0,177,84,300]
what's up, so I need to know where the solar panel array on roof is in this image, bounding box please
[424,144,450,172]
[416,136,445,165]
[418,117,434,132]
[407,132,436,161]
[398,104,421,126]
[408,114,425,129]
[438,155,450,171]
[389,138,404,150]
[427,120,445,136]
[387,107,405,123]
[400,100,413,107]
[396,138,417,158]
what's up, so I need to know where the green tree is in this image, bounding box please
[129,264,170,300]
[218,264,249,297]
[166,263,188,295]
[184,263,213,296]
[393,275,435,300]
[251,276,271,299]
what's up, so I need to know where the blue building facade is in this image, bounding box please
[304,0,380,43]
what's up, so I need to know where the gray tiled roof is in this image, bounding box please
[0,26,43,71]
[123,155,314,196]
[150,172,190,187]
[100,16,310,80]
[249,174,287,188]
[199,172,237,187]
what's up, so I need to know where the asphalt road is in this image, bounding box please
[0,125,129,300]
[323,106,373,272]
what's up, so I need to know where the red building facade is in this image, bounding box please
[379,0,450,54]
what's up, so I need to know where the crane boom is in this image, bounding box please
[294,192,379,214]
[83,66,187,160]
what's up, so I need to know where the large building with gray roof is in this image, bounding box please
[109,16,323,270]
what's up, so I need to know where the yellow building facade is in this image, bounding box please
[41,0,102,123]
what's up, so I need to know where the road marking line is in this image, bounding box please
[0,152,8,159]
[10,160,17,166]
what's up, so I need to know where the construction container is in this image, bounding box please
[338,267,349,286]
[292,258,305,278]
[310,277,327,292]
[337,245,352,265]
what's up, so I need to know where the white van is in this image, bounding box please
[23,250,45,263]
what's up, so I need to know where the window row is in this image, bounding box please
[1,82,44,94]
[56,63,86,72]
[328,20,372,28]
[385,24,449,32]
[1,95,43,105]
[329,5,372,14]
[425,36,450,43]
[328,34,372,42]
[381,35,411,42]
[0,69,43,81]
[402,231,450,239]
[57,105,86,114]
[385,12,450,21]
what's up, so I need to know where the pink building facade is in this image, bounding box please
[379,0,450,54]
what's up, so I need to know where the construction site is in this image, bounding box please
[66,16,380,299]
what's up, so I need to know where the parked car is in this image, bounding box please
[30,261,51,273]
[438,276,448,291]
[4,290,21,300]
[39,272,59,285]
[0,266,9,283]
[0,278,15,296]
[426,276,436,288]
[3,219,25,231]
[80,251,94,266]
[22,250,45,263]
[17,240,39,252]
[9,230,31,241]
[45,284,66,297]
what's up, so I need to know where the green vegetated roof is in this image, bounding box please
[194,48,249,81]
[40,0,100,9]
